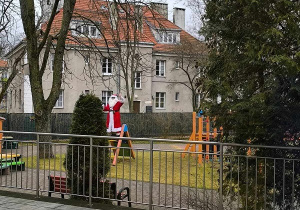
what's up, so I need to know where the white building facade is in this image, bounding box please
[6,0,204,114]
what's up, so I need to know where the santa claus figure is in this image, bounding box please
[103,94,124,134]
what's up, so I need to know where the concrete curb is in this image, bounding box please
[0,189,140,210]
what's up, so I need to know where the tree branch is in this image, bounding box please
[38,0,60,53]
[39,35,53,77]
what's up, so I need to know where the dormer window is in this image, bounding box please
[72,21,101,38]
[101,5,108,10]
[158,31,178,44]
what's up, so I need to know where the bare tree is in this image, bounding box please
[170,38,208,111]
[67,0,157,112]
[19,0,76,157]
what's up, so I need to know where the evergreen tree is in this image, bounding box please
[65,94,111,203]
[201,0,300,208]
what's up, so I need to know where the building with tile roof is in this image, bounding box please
[6,0,206,114]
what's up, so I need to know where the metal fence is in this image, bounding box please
[0,113,193,139]
[0,130,299,209]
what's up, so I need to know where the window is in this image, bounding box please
[175,61,180,69]
[19,89,22,109]
[156,60,165,77]
[83,54,90,65]
[85,90,90,95]
[1,71,8,82]
[158,31,178,43]
[51,54,64,72]
[75,22,100,38]
[175,92,179,101]
[90,26,97,37]
[102,58,112,75]
[14,90,16,107]
[23,52,28,65]
[101,5,108,10]
[102,91,113,105]
[135,72,141,89]
[155,92,165,109]
[10,90,12,108]
[54,90,64,108]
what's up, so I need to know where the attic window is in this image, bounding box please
[73,21,100,38]
[158,31,178,44]
[101,5,108,10]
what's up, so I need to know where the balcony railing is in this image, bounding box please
[0,130,299,210]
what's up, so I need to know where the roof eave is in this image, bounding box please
[4,40,26,58]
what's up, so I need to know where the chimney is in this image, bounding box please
[173,7,185,30]
[150,3,168,19]
[41,0,64,22]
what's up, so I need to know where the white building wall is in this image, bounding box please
[23,75,33,113]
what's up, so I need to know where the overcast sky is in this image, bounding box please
[152,0,201,38]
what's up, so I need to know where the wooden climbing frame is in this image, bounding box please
[182,112,222,164]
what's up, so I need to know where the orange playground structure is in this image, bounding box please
[183,112,222,164]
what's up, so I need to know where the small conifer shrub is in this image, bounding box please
[65,94,111,202]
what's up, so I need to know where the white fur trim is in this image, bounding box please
[106,110,122,133]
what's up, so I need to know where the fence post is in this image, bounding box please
[149,140,153,210]
[219,144,223,210]
[89,137,93,207]
[36,134,40,198]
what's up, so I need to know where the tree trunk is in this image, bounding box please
[35,111,54,158]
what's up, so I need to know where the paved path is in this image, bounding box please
[0,195,92,210]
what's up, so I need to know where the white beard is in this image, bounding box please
[109,98,118,108]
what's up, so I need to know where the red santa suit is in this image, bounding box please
[103,95,124,133]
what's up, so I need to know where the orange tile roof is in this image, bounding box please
[0,60,7,68]
[43,0,203,53]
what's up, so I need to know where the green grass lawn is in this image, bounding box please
[23,151,219,189]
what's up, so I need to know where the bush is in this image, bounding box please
[64,94,111,202]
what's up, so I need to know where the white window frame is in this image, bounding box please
[19,89,22,109]
[10,90,12,108]
[175,92,179,101]
[23,52,28,65]
[135,72,142,89]
[51,54,65,72]
[102,58,112,75]
[175,61,180,69]
[14,89,17,107]
[156,60,165,77]
[83,54,90,65]
[54,90,64,108]
[155,92,166,109]
[196,93,201,108]
[74,22,100,38]
[102,91,113,105]
[1,71,8,80]
[158,31,177,44]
